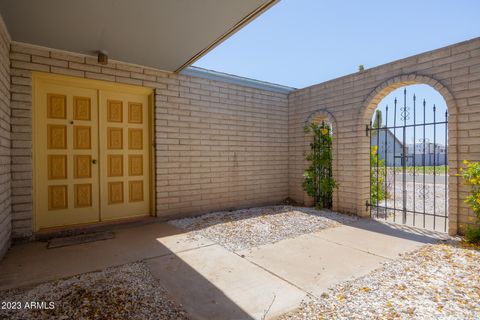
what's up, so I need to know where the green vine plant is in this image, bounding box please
[370,109,388,206]
[303,122,336,209]
[459,160,480,243]
[370,145,387,205]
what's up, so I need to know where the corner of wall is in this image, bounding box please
[0,12,11,259]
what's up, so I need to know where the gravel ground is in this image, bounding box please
[4,206,473,320]
[380,182,447,216]
[0,263,189,320]
[373,182,448,231]
[280,242,480,320]
[169,205,358,251]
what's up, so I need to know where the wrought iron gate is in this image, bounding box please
[367,88,448,232]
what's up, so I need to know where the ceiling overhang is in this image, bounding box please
[0,0,278,72]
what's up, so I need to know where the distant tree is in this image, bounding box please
[373,109,383,129]
[358,64,365,72]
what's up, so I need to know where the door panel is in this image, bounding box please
[99,90,150,221]
[34,74,153,231]
[35,82,100,229]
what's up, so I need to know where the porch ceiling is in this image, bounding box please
[0,0,276,72]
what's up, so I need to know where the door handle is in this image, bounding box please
[92,159,97,164]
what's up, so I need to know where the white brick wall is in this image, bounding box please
[0,17,10,258]
[9,42,289,238]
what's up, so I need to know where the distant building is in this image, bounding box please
[371,129,447,167]
[371,129,405,167]
[407,142,447,166]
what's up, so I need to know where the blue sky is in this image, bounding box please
[194,0,477,146]
[194,0,479,89]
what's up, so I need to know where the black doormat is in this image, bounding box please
[47,231,115,249]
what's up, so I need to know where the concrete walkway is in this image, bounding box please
[0,222,214,290]
[0,218,445,320]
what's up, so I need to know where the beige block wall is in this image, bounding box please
[6,37,480,240]
[288,37,480,235]
[0,18,10,258]
[9,42,289,238]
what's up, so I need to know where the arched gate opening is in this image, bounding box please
[367,84,449,232]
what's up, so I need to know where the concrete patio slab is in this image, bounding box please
[237,232,388,298]
[311,219,440,259]
[0,222,213,291]
[146,244,306,320]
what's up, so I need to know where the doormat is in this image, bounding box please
[47,231,115,249]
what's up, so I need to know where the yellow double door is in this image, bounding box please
[34,73,153,230]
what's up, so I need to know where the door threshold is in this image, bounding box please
[34,216,157,241]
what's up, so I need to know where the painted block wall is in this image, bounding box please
[5,34,480,241]
[0,17,10,258]
[9,42,289,238]
[288,37,480,235]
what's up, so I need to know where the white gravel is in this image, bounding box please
[381,182,447,217]
[0,262,189,320]
[169,205,358,251]
[280,242,480,320]
[373,182,448,231]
